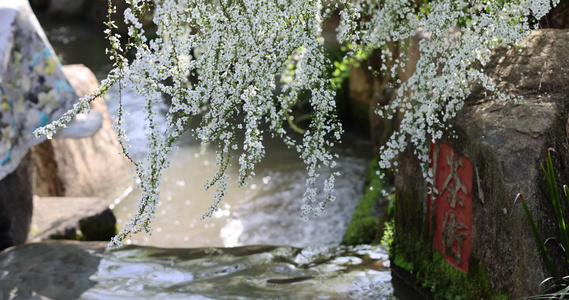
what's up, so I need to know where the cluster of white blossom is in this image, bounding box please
[38,0,347,247]
[35,0,558,247]
[338,0,558,188]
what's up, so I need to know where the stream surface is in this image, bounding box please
[4,12,411,299]
[87,244,393,299]
[1,241,394,299]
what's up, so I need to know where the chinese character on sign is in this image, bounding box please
[441,210,468,265]
[441,152,468,208]
[429,143,473,273]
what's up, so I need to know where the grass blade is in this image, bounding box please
[543,151,569,265]
[519,193,558,278]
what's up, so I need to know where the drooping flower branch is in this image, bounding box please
[36,0,346,247]
[338,0,558,189]
[34,0,559,247]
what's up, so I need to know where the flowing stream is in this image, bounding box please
[86,244,393,299]
[1,241,395,299]
[9,13,414,299]
[107,87,375,249]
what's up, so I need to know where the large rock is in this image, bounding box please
[393,29,569,298]
[32,64,131,197]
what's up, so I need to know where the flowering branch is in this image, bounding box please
[338,0,558,189]
[34,0,559,248]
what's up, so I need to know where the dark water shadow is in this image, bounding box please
[391,265,434,300]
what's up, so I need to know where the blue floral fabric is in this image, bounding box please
[0,1,77,180]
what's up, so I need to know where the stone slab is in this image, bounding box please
[30,196,116,241]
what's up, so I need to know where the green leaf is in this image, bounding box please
[519,193,558,278]
[542,151,569,265]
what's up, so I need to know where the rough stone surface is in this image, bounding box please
[0,152,33,251]
[32,64,131,197]
[30,196,116,241]
[394,29,569,298]
[31,139,64,197]
[0,241,106,300]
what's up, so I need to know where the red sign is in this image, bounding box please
[429,143,473,273]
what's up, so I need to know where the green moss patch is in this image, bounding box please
[343,159,393,245]
[391,232,507,300]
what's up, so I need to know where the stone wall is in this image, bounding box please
[393,29,569,298]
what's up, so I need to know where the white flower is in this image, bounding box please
[34,0,557,248]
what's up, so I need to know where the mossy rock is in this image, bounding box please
[391,240,507,300]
